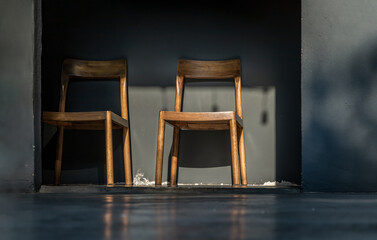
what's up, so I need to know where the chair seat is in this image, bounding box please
[43,111,128,130]
[160,111,243,130]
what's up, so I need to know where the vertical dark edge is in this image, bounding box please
[300,0,303,192]
[33,0,42,192]
[296,0,303,189]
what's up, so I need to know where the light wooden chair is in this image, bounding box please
[155,59,247,186]
[42,59,132,186]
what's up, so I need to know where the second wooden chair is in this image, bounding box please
[155,59,247,186]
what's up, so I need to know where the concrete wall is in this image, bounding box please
[0,0,40,192]
[3,0,377,192]
[41,1,301,186]
[302,0,377,191]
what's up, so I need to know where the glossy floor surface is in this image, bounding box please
[1,193,377,240]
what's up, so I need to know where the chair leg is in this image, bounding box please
[155,114,166,185]
[105,111,114,185]
[123,127,132,186]
[170,127,180,186]
[230,119,240,185]
[238,127,247,185]
[54,127,64,185]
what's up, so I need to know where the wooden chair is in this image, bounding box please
[42,59,132,186]
[155,59,247,186]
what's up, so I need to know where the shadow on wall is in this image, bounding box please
[131,86,276,185]
[42,86,276,185]
[303,39,377,192]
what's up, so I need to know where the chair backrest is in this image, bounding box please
[174,59,243,119]
[59,58,128,120]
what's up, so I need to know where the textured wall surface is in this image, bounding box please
[41,1,301,185]
[0,0,38,192]
[3,0,377,192]
[302,0,377,191]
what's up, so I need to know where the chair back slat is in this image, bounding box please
[62,59,126,78]
[177,59,240,79]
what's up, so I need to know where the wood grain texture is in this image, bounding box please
[43,111,128,129]
[234,76,243,119]
[62,58,126,78]
[170,127,180,186]
[123,127,132,185]
[43,59,132,185]
[105,111,114,185]
[162,111,243,127]
[174,75,184,112]
[155,114,166,185]
[177,59,240,79]
[230,119,240,185]
[238,128,247,185]
[155,59,247,186]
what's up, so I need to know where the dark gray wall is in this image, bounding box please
[42,1,301,185]
[0,0,40,192]
[302,0,377,191]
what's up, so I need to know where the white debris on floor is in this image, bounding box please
[132,171,296,187]
[133,170,156,186]
[132,171,170,186]
[258,181,296,186]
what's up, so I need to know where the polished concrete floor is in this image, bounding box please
[1,192,377,240]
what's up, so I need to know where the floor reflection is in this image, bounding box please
[103,195,113,240]
[230,195,246,240]
[121,196,131,239]
[103,195,132,240]
[155,195,178,240]
[1,193,375,240]
[99,194,271,239]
